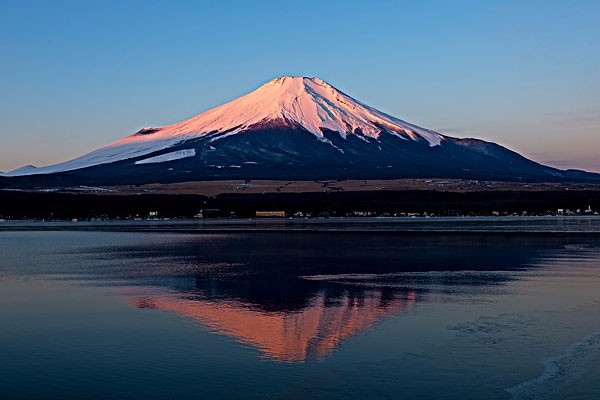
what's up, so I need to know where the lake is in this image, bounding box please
[1,217,599,399]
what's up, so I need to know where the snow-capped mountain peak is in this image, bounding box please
[4,76,445,177]
[3,75,599,184]
[143,76,442,145]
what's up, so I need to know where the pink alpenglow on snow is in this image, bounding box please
[3,76,598,184]
[2,77,442,177]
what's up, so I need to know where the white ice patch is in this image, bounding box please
[135,149,196,165]
[505,332,600,400]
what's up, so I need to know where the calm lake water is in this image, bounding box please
[1,218,600,399]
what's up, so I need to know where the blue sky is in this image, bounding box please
[1,0,599,172]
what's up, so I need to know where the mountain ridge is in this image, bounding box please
[2,76,599,185]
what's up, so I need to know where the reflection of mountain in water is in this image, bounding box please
[129,288,416,362]
[97,233,599,362]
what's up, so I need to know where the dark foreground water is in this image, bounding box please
[1,218,600,399]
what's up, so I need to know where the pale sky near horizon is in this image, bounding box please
[1,0,599,172]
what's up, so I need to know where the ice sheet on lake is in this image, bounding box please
[505,332,600,400]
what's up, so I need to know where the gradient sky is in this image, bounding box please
[1,0,599,172]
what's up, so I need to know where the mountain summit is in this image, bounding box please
[157,75,443,146]
[2,76,598,185]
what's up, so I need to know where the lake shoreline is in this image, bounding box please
[1,216,600,234]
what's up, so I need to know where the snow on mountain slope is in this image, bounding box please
[134,149,196,165]
[160,76,444,145]
[4,76,445,177]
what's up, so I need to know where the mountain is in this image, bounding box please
[2,76,599,186]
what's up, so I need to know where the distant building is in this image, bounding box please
[353,211,376,217]
[255,211,286,218]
